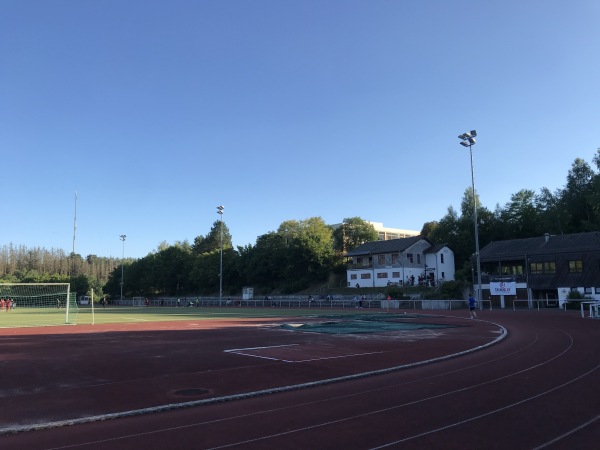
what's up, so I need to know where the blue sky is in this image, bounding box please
[2,0,599,259]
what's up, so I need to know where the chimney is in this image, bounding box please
[544,233,550,243]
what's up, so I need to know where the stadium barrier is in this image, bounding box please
[108,296,491,311]
[380,299,491,311]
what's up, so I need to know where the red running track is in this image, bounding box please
[0,310,598,449]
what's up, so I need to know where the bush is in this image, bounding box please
[563,290,593,310]
[566,290,590,300]
[422,280,466,300]
[384,286,410,300]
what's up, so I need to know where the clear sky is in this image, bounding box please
[2,0,599,259]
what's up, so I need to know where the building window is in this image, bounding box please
[584,287,593,294]
[392,272,400,278]
[440,254,444,264]
[595,287,600,294]
[350,274,357,280]
[530,262,556,274]
[407,253,414,263]
[361,273,371,279]
[391,253,399,263]
[417,254,421,264]
[356,257,363,265]
[378,255,386,265]
[441,272,445,279]
[568,260,583,273]
[377,272,388,279]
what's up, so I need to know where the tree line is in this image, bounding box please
[3,149,599,298]
[0,244,128,299]
[424,150,600,270]
[103,216,377,297]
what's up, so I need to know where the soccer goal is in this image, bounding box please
[132,297,145,307]
[0,283,78,327]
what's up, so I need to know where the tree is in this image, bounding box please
[499,189,539,239]
[589,148,600,228]
[420,221,438,239]
[282,217,336,292]
[239,233,288,291]
[332,217,378,253]
[192,221,233,254]
[562,158,596,231]
[535,187,565,235]
[69,274,88,296]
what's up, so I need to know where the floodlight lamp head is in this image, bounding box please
[458,134,467,140]
[460,141,469,147]
[468,137,476,144]
[470,130,477,137]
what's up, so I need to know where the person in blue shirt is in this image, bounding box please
[468,296,477,319]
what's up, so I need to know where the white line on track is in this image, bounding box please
[224,344,382,362]
[225,344,299,352]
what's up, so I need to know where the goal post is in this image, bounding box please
[132,297,145,307]
[0,283,78,327]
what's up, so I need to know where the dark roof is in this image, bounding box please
[425,243,449,254]
[345,236,426,257]
[479,232,600,261]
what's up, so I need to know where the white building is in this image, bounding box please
[331,221,420,241]
[367,222,420,241]
[345,236,455,288]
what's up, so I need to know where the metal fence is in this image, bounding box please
[110,296,492,311]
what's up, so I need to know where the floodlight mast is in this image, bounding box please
[119,234,126,302]
[458,131,483,307]
[217,206,224,306]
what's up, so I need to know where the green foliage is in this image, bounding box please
[428,149,600,275]
[565,290,590,300]
[422,280,466,300]
[384,286,410,300]
[564,289,593,310]
[332,217,378,253]
[192,221,233,254]
[70,274,90,297]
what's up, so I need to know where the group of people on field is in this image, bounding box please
[0,298,15,311]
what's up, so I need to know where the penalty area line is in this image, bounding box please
[224,344,299,361]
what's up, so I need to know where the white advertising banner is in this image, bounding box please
[490,281,516,296]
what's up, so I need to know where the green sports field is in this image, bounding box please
[0,306,377,328]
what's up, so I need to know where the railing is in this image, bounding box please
[381,299,492,311]
[135,295,385,309]
[482,275,527,284]
[113,296,499,311]
[512,299,561,311]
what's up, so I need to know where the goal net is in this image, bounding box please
[132,296,145,307]
[0,283,78,327]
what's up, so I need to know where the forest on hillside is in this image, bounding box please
[2,150,600,299]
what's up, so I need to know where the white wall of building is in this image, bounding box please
[346,244,455,288]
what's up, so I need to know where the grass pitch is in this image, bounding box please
[0,305,387,329]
